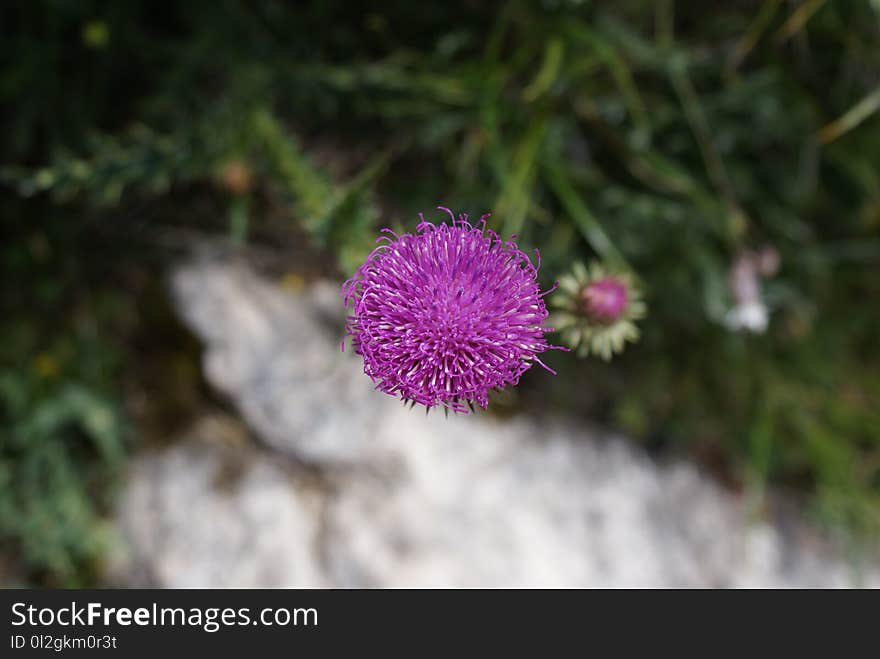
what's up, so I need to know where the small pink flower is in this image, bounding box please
[552,262,645,360]
[724,245,781,334]
[581,277,629,323]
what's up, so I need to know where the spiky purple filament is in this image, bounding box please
[343,208,560,413]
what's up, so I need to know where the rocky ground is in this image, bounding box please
[108,253,878,587]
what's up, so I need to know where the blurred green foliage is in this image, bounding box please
[0,198,127,584]
[0,368,124,585]
[2,0,879,582]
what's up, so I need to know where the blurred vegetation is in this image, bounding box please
[2,0,879,583]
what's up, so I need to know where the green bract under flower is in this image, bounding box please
[551,262,645,360]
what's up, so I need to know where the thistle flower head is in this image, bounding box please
[342,207,561,413]
[552,261,645,360]
[581,276,629,323]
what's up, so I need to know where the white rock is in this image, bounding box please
[114,255,876,587]
[112,416,326,587]
[170,257,379,465]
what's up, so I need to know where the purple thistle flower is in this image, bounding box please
[581,277,629,323]
[342,207,562,413]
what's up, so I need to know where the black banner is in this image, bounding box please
[0,588,870,654]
